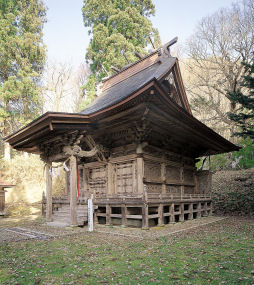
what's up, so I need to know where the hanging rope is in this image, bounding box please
[43,157,71,176]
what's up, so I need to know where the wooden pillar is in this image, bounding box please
[121,204,127,227]
[94,209,99,225]
[158,204,164,226]
[46,163,53,222]
[106,204,111,225]
[189,203,193,220]
[70,155,78,226]
[142,204,149,230]
[170,203,175,223]
[179,203,184,222]
[203,202,208,216]
[208,202,212,216]
[197,202,201,218]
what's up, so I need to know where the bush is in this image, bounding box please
[5,202,32,217]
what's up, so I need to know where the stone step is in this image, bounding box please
[52,203,91,226]
[52,216,87,221]
[52,216,87,223]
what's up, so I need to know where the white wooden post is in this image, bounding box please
[88,194,94,232]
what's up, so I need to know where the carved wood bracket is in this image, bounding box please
[63,145,98,158]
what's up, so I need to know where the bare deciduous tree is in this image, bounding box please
[43,62,90,113]
[183,0,254,139]
[72,63,91,112]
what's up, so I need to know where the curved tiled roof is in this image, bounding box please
[80,56,176,115]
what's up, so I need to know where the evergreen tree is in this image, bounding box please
[0,0,47,141]
[82,0,160,107]
[227,61,254,140]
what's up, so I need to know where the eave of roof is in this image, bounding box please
[152,80,240,153]
[5,77,240,155]
[5,112,89,145]
[4,38,239,155]
[0,181,15,188]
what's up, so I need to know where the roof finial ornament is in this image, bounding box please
[164,37,178,55]
[148,35,156,50]
[121,50,130,64]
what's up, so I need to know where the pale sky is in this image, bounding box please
[43,0,236,66]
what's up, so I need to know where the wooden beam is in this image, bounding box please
[46,163,53,222]
[70,155,78,226]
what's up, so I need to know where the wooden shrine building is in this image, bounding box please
[5,39,239,228]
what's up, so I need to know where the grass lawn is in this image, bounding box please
[0,217,253,284]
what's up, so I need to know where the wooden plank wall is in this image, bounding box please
[79,147,211,198]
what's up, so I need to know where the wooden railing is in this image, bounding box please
[146,193,211,201]
[93,192,211,203]
[42,192,212,215]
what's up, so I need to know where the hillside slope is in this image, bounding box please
[212,168,254,216]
